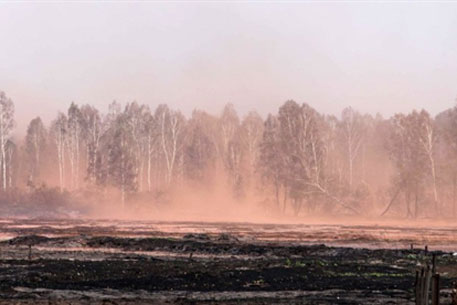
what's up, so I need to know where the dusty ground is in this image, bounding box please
[0,219,457,304]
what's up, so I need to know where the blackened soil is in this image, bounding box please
[0,234,456,304]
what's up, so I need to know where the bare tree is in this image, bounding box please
[80,105,103,185]
[125,102,150,191]
[184,110,217,182]
[384,112,429,218]
[143,110,157,192]
[107,112,137,208]
[51,113,68,192]
[436,107,457,216]
[0,92,15,191]
[155,105,186,185]
[339,107,365,190]
[258,114,286,210]
[67,103,84,190]
[25,117,47,185]
[239,111,264,192]
[416,111,439,214]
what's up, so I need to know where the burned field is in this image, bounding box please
[1,220,457,304]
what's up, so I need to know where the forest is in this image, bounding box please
[0,90,456,219]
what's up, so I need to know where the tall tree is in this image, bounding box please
[107,112,137,208]
[124,102,150,191]
[67,103,84,189]
[339,107,365,190]
[416,110,439,213]
[384,112,430,218]
[80,105,103,185]
[258,114,286,210]
[239,111,264,192]
[184,110,217,182]
[25,117,47,185]
[143,110,157,192]
[0,92,15,191]
[277,101,326,214]
[436,107,457,216]
[155,105,185,185]
[50,113,68,192]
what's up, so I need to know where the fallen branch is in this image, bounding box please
[380,185,403,216]
[306,182,360,215]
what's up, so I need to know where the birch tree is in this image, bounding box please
[25,117,47,185]
[184,110,217,182]
[384,112,428,217]
[143,110,157,192]
[339,107,365,190]
[5,140,16,189]
[155,105,185,185]
[239,111,264,191]
[278,101,324,214]
[0,92,15,191]
[258,114,286,209]
[436,107,457,216]
[218,104,240,168]
[278,101,358,214]
[80,105,103,185]
[416,110,439,214]
[67,103,84,189]
[50,113,68,192]
[107,112,137,208]
[125,102,150,191]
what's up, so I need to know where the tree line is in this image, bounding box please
[1,90,457,218]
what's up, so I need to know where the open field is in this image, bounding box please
[1,219,457,304]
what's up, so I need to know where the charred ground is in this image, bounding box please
[1,222,457,304]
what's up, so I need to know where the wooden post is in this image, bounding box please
[415,263,440,305]
[432,274,440,305]
[415,270,420,305]
[418,268,425,305]
[28,244,32,261]
[432,254,436,274]
[424,265,432,305]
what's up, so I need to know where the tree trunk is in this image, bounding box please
[57,138,65,192]
[453,173,456,218]
[429,154,439,215]
[147,143,152,192]
[348,146,353,190]
[415,182,419,219]
[282,184,288,213]
[121,137,126,210]
[1,146,6,191]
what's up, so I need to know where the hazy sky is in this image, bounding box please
[1,2,457,131]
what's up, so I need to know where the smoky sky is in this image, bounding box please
[1,2,457,132]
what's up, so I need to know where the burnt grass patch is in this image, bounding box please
[0,235,456,304]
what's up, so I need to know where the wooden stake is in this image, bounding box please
[418,268,425,305]
[432,274,440,305]
[424,266,432,305]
